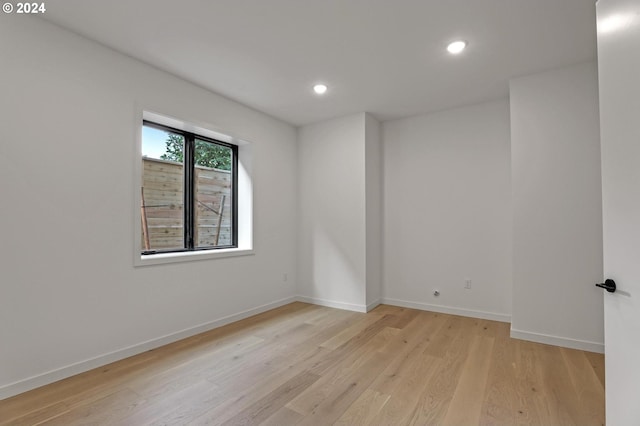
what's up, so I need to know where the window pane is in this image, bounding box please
[141,126,185,252]
[194,139,233,248]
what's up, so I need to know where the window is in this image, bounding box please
[140,121,238,255]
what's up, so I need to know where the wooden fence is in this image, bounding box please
[141,157,232,250]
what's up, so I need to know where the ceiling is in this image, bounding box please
[42,0,597,126]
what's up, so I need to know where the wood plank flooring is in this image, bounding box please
[0,303,605,425]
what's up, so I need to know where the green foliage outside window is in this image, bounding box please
[161,134,232,171]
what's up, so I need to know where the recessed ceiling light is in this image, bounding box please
[313,84,328,95]
[598,14,633,33]
[447,40,467,54]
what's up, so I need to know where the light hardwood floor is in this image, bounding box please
[0,303,605,425]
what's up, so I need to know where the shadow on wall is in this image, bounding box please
[310,225,365,307]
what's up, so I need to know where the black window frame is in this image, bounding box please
[141,120,239,255]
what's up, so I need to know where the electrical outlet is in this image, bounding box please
[465,279,472,289]
[283,273,288,282]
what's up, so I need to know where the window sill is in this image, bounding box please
[134,248,254,267]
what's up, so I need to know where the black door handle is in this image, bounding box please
[596,279,616,293]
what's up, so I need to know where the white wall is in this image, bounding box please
[297,114,368,310]
[0,16,297,398]
[365,114,383,308]
[510,61,604,352]
[383,100,512,321]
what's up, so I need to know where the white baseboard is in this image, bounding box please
[510,328,604,354]
[296,296,367,313]
[381,298,511,323]
[366,300,381,312]
[0,296,297,401]
[4,294,602,401]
